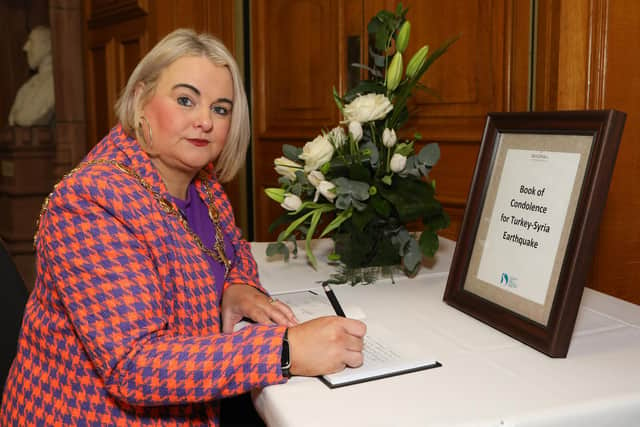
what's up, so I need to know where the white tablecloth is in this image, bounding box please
[250,238,640,427]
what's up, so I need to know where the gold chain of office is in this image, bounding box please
[35,159,231,276]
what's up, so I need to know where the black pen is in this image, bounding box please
[322,282,346,317]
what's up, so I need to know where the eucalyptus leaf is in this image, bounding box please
[360,141,379,167]
[334,177,370,201]
[266,242,290,262]
[277,176,292,186]
[418,143,440,166]
[402,237,422,273]
[283,144,302,161]
[391,227,411,255]
[335,194,352,210]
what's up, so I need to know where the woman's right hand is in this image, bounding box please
[287,316,366,377]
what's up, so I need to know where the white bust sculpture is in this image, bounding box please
[8,26,55,127]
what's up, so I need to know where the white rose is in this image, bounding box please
[281,193,302,211]
[328,126,347,148]
[342,93,393,123]
[382,128,397,148]
[390,153,407,173]
[307,170,325,188]
[299,135,334,172]
[348,121,363,143]
[317,180,337,201]
[274,157,302,181]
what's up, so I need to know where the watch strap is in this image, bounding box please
[281,328,291,378]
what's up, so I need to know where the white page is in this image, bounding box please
[278,289,440,387]
[321,322,440,387]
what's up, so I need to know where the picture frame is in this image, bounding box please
[443,110,626,357]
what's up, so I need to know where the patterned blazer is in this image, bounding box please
[1,125,286,426]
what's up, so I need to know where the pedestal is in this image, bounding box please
[0,126,54,289]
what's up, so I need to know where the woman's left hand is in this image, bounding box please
[221,284,298,333]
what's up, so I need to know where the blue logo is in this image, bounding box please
[499,272,517,288]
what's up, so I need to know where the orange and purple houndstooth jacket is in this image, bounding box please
[1,125,287,426]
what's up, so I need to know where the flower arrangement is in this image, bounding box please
[265,4,457,282]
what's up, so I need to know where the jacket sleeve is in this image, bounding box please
[37,170,287,406]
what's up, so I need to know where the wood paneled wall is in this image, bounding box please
[83,0,248,233]
[251,0,640,304]
[250,0,531,241]
[534,0,640,304]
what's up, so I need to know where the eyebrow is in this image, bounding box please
[172,83,234,105]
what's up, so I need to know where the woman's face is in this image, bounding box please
[141,55,234,182]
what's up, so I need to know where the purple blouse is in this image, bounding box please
[171,183,235,302]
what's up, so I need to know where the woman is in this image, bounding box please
[1,29,365,426]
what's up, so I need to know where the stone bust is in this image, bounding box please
[8,26,55,127]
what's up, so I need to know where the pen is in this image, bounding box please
[322,282,346,317]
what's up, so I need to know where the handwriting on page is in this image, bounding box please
[363,335,402,363]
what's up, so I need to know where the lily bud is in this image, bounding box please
[406,45,429,78]
[390,153,408,173]
[281,193,302,211]
[318,180,337,201]
[348,121,363,143]
[396,21,411,53]
[307,170,325,188]
[386,52,403,91]
[382,128,397,148]
[264,187,286,203]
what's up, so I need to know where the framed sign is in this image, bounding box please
[443,110,626,357]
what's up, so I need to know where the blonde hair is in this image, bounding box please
[115,29,249,182]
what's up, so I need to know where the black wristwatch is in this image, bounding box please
[281,328,291,378]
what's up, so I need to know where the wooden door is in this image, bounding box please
[251,0,532,241]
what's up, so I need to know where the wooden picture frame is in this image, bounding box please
[443,110,626,357]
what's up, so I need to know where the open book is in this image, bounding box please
[275,289,441,388]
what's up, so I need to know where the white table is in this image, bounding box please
[250,238,640,427]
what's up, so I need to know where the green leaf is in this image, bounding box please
[419,229,439,257]
[378,177,438,223]
[278,210,316,242]
[349,163,371,182]
[424,209,450,232]
[305,209,324,270]
[351,207,376,232]
[370,194,392,217]
[332,86,344,113]
[344,81,386,103]
[293,201,333,215]
[319,208,353,238]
